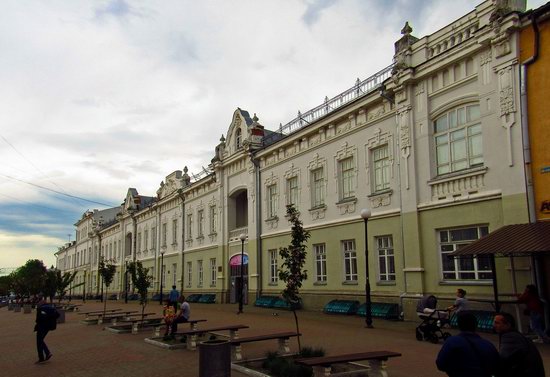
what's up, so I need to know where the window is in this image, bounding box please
[137,233,142,252]
[314,244,327,282]
[186,214,193,240]
[151,226,157,250]
[198,210,204,237]
[311,168,325,208]
[376,236,395,281]
[162,223,167,247]
[209,206,217,234]
[197,260,203,287]
[339,157,355,200]
[287,176,298,208]
[172,219,178,244]
[210,258,217,286]
[172,263,177,286]
[267,184,278,218]
[186,262,192,287]
[144,230,148,250]
[269,250,278,283]
[372,145,390,192]
[118,240,121,258]
[439,226,491,280]
[236,128,242,149]
[342,240,357,281]
[113,242,117,261]
[434,104,482,175]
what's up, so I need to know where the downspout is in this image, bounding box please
[178,189,186,293]
[250,154,263,298]
[157,208,162,294]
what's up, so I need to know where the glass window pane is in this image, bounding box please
[459,256,474,270]
[442,255,455,270]
[449,110,457,128]
[440,231,449,243]
[435,116,448,133]
[379,257,386,273]
[467,105,480,121]
[451,139,466,161]
[457,108,466,125]
[437,144,449,164]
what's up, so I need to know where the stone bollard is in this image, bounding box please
[14,305,21,313]
[57,309,66,324]
[23,304,32,314]
[8,303,14,311]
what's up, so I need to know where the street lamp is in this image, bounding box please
[83,271,86,303]
[124,260,129,304]
[360,208,373,328]
[159,251,165,305]
[238,233,246,314]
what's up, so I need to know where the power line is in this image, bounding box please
[0,173,117,207]
[0,193,79,214]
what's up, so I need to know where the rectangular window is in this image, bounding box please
[198,210,204,237]
[186,214,193,240]
[435,104,483,175]
[311,168,325,208]
[197,260,203,287]
[269,249,278,283]
[376,236,395,281]
[342,240,357,281]
[314,243,327,282]
[267,184,278,218]
[137,233,142,252]
[172,263,177,286]
[144,230,148,250]
[186,262,192,288]
[287,176,298,208]
[172,219,178,244]
[162,223,167,247]
[210,258,217,286]
[151,227,156,250]
[372,145,390,192]
[209,206,217,234]
[339,157,355,200]
[439,226,491,280]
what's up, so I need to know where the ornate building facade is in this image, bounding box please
[55,0,541,319]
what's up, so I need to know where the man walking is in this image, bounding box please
[169,295,190,336]
[436,311,499,377]
[168,285,180,311]
[34,297,58,364]
[494,312,545,377]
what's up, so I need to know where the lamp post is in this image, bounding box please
[360,208,373,328]
[159,251,165,305]
[124,260,129,304]
[83,271,86,303]
[238,233,246,314]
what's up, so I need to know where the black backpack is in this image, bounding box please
[40,305,60,331]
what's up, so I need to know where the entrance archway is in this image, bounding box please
[229,253,248,304]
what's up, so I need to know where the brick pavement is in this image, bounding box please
[1,301,549,376]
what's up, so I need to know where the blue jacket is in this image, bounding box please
[168,289,180,302]
[436,332,499,377]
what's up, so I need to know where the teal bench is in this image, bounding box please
[186,294,202,303]
[323,300,360,315]
[198,294,216,303]
[255,296,279,308]
[357,302,400,320]
[449,310,495,332]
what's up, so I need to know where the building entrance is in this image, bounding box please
[229,254,248,304]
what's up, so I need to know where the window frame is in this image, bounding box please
[342,240,358,282]
[267,184,278,218]
[269,249,278,284]
[376,235,395,282]
[311,167,325,208]
[372,145,390,192]
[313,243,327,283]
[338,157,355,201]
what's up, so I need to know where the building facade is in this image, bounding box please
[55,0,541,319]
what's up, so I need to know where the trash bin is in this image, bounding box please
[23,304,32,314]
[57,308,66,324]
[199,339,231,377]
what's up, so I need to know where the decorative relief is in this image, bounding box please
[367,103,387,122]
[265,217,279,229]
[369,191,392,208]
[429,168,487,201]
[397,106,412,189]
[336,199,356,215]
[309,207,326,221]
[497,65,516,166]
[309,133,321,147]
[283,163,301,180]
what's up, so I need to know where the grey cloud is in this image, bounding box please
[94,0,133,20]
[302,0,339,26]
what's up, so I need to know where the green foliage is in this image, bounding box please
[42,269,58,302]
[98,257,116,288]
[299,346,325,358]
[127,261,153,318]
[278,205,310,305]
[261,353,312,377]
[55,270,77,302]
[0,275,13,296]
[12,259,47,296]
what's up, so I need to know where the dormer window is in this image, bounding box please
[236,128,242,149]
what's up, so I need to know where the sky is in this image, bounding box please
[0,0,546,270]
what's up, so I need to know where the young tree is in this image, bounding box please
[98,257,116,316]
[278,204,310,351]
[127,261,153,321]
[55,270,78,302]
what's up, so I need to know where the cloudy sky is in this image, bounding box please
[0,0,545,270]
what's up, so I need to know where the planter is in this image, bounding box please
[199,340,231,377]
[23,304,32,314]
[57,309,65,324]
[14,305,21,313]
[8,303,14,311]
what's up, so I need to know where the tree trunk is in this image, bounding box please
[292,309,301,352]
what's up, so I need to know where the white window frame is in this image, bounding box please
[372,145,390,192]
[269,249,278,284]
[287,176,299,208]
[144,229,148,251]
[197,260,203,287]
[209,206,217,235]
[186,261,192,288]
[434,104,483,175]
[314,243,327,282]
[267,184,278,218]
[439,225,491,281]
[151,227,156,250]
[162,223,167,247]
[311,168,325,208]
[342,240,357,282]
[376,235,395,282]
[210,258,217,286]
[186,214,193,240]
[198,210,204,238]
[172,219,178,245]
[339,157,355,200]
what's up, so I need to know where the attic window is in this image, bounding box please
[236,128,242,149]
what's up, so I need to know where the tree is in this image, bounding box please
[43,269,58,302]
[98,257,116,316]
[13,259,47,297]
[54,270,78,302]
[278,204,310,351]
[0,275,13,296]
[127,261,153,321]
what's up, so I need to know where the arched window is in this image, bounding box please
[235,128,242,149]
[434,104,483,175]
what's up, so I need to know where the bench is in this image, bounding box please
[79,308,122,320]
[229,331,300,361]
[296,351,402,377]
[174,324,249,350]
[357,303,400,320]
[96,311,139,325]
[449,310,496,332]
[118,316,164,334]
[154,318,207,337]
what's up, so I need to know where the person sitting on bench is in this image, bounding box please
[169,295,190,337]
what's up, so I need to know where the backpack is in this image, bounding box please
[40,305,60,331]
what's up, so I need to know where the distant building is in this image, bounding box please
[55,0,547,319]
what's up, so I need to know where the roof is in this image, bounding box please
[451,221,550,257]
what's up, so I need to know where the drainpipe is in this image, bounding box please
[178,189,186,293]
[250,154,263,298]
[157,208,162,294]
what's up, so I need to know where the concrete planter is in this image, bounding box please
[14,305,21,313]
[57,309,65,324]
[8,303,14,311]
[23,304,32,314]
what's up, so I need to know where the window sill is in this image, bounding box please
[196,236,204,240]
[429,166,487,184]
[336,197,357,205]
[268,282,279,286]
[313,281,327,286]
[439,280,493,286]
[309,204,327,212]
[209,284,216,288]
[376,280,396,286]
[265,216,279,222]
[368,189,393,198]
[208,233,217,237]
[342,280,358,285]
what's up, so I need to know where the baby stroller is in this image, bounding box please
[415,295,451,344]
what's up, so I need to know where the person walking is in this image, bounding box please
[494,312,545,377]
[34,297,58,364]
[436,311,499,377]
[518,284,550,343]
[168,285,180,311]
[169,295,190,337]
